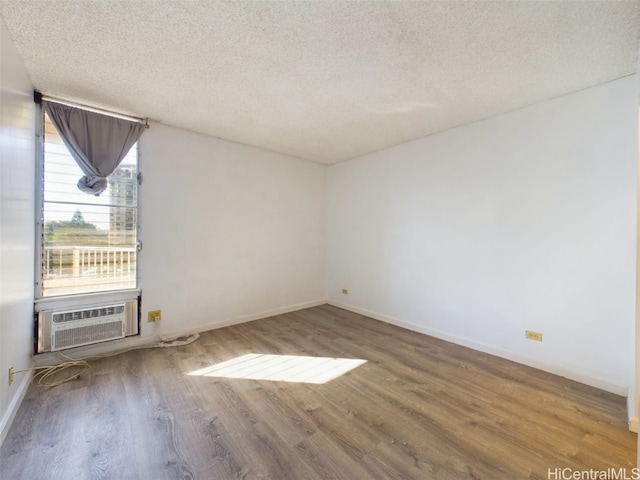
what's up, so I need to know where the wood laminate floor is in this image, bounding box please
[1,304,636,479]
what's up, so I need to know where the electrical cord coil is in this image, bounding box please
[15,359,91,387]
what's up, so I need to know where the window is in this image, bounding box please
[38,112,139,297]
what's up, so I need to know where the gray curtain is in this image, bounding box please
[44,102,145,196]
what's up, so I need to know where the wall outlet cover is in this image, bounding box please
[525,330,543,342]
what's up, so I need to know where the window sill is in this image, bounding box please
[34,288,140,312]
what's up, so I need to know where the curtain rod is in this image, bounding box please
[33,91,148,126]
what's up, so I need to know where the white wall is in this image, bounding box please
[138,124,326,338]
[0,19,36,445]
[327,76,638,402]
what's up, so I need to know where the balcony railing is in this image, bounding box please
[43,245,136,295]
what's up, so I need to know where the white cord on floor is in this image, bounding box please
[155,333,200,347]
[14,360,91,387]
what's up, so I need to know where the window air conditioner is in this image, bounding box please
[36,299,139,353]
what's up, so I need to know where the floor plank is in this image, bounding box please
[1,304,636,479]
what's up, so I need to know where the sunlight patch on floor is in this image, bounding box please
[187,353,367,384]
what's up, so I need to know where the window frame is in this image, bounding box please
[34,101,142,305]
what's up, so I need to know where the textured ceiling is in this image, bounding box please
[1,1,639,164]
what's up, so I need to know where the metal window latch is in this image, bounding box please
[137,241,142,252]
[137,172,143,185]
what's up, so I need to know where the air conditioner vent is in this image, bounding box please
[53,305,125,323]
[53,321,124,350]
[36,299,139,353]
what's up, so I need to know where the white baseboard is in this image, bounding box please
[158,298,328,339]
[629,416,638,433]
[0,369,32,449]
[327,299,629,398]
[627,389,637,432]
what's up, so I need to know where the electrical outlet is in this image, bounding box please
[148,310,161,323]
[525,330,543,342]
[342,289,348,295]
[8,366,14,385]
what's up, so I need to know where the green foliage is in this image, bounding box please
[70,209,90,226]
[44,210,108,246]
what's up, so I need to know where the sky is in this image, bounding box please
[43,138,137,229]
